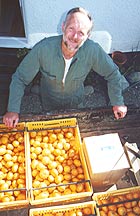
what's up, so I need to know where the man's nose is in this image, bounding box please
[73,32,78,39]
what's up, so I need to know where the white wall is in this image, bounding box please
[22,0,140,53]
[1,0,140,53]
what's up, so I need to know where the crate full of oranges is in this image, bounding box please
[30,200,97,216]
[26,118,93,206]
[0,123,29,210]
[93,185,140,216]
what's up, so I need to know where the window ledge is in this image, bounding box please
[0,37,28,48]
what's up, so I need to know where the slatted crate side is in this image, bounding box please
[25,131,35,205]
[0,122,25,133]
[93,186,140,216]
[124,142,140,186]
[76,129,93,195]
[93,186,140,202]
[0,122,29,210]
[30,201,97,216]
[26,118,77,131]
[26,118,93,207]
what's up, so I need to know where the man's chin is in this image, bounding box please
[67,44,79,52]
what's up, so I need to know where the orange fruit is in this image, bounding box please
[65,132,73,139]
[16,193,26,200]
[107,210,118,216]
[1,196,10,202]
[64,174,71,181]
[57,133,64,140]
[133,206,140,214]
[117,206,127,215]
[73,159,81,167]
[49,133,57,143]
[32,169,38,178]
[42,136,49,143]
[48,161,57,169]
[42,148,51,156]
[57,164,63,173]
[4,153,12,161]
[35,135,42,142]
[0,182,9,190]
[50,168,58,177]
[82,207,92,215]
[64,165,71,173]
[0,147,6,156]
[39,169,49,179]
[18,136,24,143]
[127,212,137,216]
[69,184,77,192]
[76,183,84,193]
[7,143,14,150]
[34,146,42,155]
[71,169,78,177]
[55,175,62,184]
[41,156,50,165]
[63,188,72,195]
[13,173,19,180]
[0,171,5,180]
[36,191,49,200]
[18,165,25,174]
[48,175,55,183]
[5,161,14,168]
[12,140,19,147]
[1,136,8,144]
[30,131,37,138]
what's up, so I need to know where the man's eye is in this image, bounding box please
[68,27,73,31]
[79,32,84,37]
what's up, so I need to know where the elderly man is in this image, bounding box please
[3,7,127,127]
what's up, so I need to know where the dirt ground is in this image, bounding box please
[19,73,140,115]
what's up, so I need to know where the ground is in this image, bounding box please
[19,72,140,115]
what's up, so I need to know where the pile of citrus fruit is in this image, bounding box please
[29,127,87,200]
[0,132,26,202]
[98,191,140,216]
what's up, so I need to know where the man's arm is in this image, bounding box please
[3,112,19,128]
[3,40,42,127]
[91,43,127,118]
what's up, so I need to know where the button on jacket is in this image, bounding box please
[8,35,124,113]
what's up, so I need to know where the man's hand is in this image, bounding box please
[113,105,127,119]
[3,112,19,128]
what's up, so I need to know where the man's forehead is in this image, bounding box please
[66,12,91,28]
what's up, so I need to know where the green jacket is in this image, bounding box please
[8,35,124,113]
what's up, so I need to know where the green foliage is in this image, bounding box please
[16,47,30,58]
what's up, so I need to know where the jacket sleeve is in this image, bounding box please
[7,42,41,113]
[91,43,124,106]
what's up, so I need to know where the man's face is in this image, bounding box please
[62,12,91,52]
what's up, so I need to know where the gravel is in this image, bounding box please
[20,74,140,114]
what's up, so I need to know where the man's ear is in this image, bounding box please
[87,31,91,38]
[62,22,65,33]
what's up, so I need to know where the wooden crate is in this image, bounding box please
[124,142,140,186]
[93,186,140,215]
[26,118,93,206]
[0,122,29,210]
[30,200,97,216]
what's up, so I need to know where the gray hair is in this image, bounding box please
[65,7,93,33]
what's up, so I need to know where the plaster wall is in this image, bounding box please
[22,0,140,53]
[0,0,140,52]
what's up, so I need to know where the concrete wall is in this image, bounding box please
[0,0,140,52]
[22,0,140,53]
